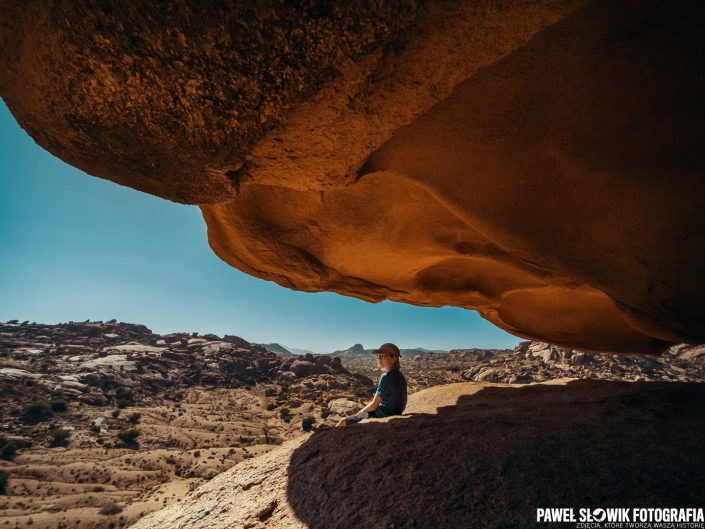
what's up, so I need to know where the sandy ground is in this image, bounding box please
[0,385,323,529]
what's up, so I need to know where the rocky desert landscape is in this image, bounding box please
[1,319,704,528]
[131,378,705,529]
[2,0,705,527]
[0,320,374,528]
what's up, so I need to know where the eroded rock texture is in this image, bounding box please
[1,1,704,353]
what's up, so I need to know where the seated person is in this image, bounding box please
[337,343,407,427]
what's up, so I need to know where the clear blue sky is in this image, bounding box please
[0,100,519,353]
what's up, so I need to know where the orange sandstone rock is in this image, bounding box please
[1,1,703,352]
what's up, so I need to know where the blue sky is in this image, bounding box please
[0,100,520,353]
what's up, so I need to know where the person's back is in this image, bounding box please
[374,365,407,417]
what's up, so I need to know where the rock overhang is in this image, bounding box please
[1,0,703,353]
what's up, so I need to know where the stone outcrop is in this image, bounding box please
[2,1,704,353]
[129,379,705,528]
[0,320,358,415]
[455,340,705,385]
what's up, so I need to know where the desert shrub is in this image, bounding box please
[50,399,68,412]
[266,403,276,411]
[0,437,17,461]
[115,387,134,408]
[98,501,123,515]
[92,486,105,492]
[128,412,141,424]
[22,400,53,423]
[50,429,71,447]
[202,468,218,480]
[0,470,8,495]
[0,436,32,462]
[301,417,316,432]
[111,409,120,419]
[117,429,140,447]
[264,388,277,397]
[320,407,331,418]
[279,408,291,421]
[0,443,16,461]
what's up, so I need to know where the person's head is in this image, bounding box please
[372,343,401,371]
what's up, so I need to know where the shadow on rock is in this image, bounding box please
[287,379,705,529]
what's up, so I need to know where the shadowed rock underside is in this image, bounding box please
[1,0,704,353]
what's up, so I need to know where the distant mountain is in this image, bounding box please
[401,347,449,357]
[286,346,318,356]
[331,344,449,358]
[260,342,450,358]
[255,343,296,357]
[331,343,370,358]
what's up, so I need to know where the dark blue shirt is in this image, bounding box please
[374,367,407,417]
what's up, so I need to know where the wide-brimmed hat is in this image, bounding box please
[372,343,400,358]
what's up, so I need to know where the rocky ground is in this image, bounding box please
[130,378,705,529]
[0,320,373,529]
[452,340,705,384]
[1,320,704,528]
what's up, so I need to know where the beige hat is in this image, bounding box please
[372,343,400,358]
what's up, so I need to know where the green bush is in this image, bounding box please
[0,437,31,461]
[0,470,8,495]
[279,408,291,421]
[50,429,71,447]
[320,407,331,418]
[111,409,120,419]
[117,429,140,446]
[0,443,17,461]
[128,412,141,424]
[264,388,277,397]
[266,403,277,411]
[99,501,123,515]
[301,417,316,432]
[50,399,68,412]
[115,387,134,408]
[202,468,219,481]
[22,400,53,423]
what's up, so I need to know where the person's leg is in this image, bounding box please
[343,410,369,424]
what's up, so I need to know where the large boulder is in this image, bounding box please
[1,1,704,353]
[289,360,331,378]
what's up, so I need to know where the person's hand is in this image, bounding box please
[336,418,347,428]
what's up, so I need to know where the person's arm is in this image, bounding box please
[359,394,381,413]
[358,374,387,414]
